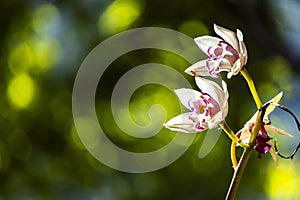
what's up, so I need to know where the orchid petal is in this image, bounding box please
[268,144,278,167]
[240,42,248,59]
[174,88,201,111]
[219,60,232,71]
[239,127,251,144]
[221,80,229,117]
[194,36,222,56]
[227,71,234,79]
[265,92,283,118]
[163,112,197,133]
[265,125,294,138]
[214,80,228,114]
[228,57,245,78]
[237,29,248,58]
[214,24,239,51]
[205,59,221,78]
[184,60,210,76]
[195,77,226,108]
[208,111,223,129]
[236,29,244,43]
[246,92,284,124]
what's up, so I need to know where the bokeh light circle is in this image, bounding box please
[72,27,222,173]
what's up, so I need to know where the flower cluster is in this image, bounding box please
[164,24,297,162]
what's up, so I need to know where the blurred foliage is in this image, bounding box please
[1,0,300,199]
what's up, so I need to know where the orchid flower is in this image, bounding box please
[164,77,228,133]
[185,24,247,79]
[237,92,293,165]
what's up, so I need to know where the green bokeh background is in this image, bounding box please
[1,0,300,199]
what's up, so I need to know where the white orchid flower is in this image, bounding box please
[185,24,248,79]
[164,77,228,133]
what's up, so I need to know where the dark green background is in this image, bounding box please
[1,0,300,199]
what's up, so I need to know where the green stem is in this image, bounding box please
[226,110,263,200]
[226,69,265,200]
[230,141,238,168]
[220,122,239,143]
[220,122,249,148]
[240,69,262,109]
[226,147,253,200]
[220,121,249,169]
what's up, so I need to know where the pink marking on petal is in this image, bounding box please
[185,90,222,131]
[195,122,205,131]
[207,45,223,59]
[205,59,220,78]
[220,41,239,65]
[187,98,194,112]
[201,93,221,117]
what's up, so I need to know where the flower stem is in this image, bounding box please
[240,69,262,109]
[220,122,239,143]
[226,147,253,200]
[225,68,264,200]
[220,122,249,148]
[220,121,249,169]
[230,141,238,168]
[220,122,239,168]
[225,109,264,200]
